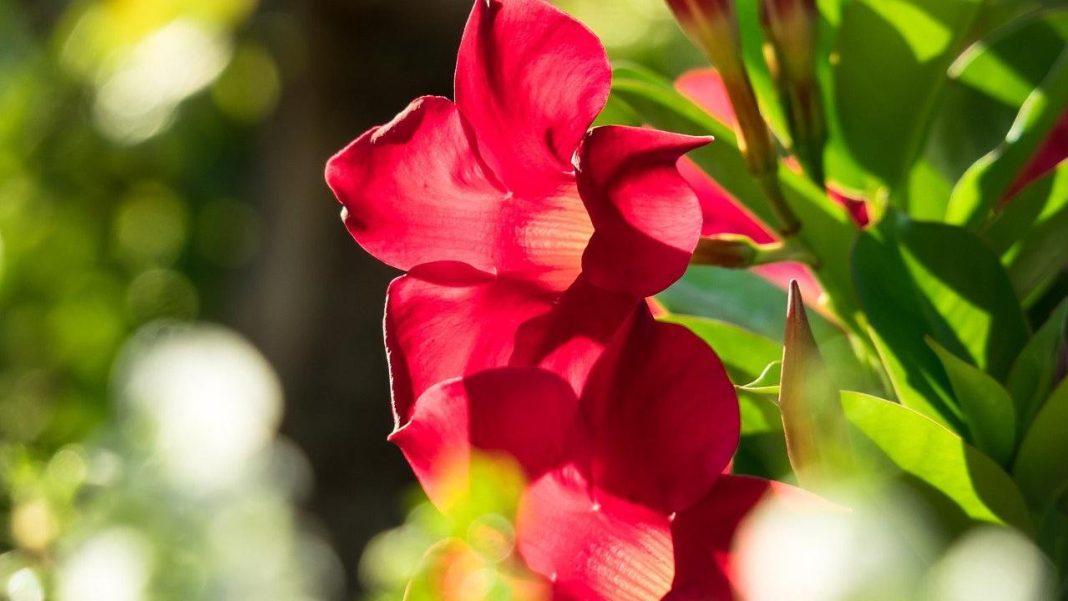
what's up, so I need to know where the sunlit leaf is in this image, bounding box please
[841,391,1033,534]
[832,0,985,197]
[927,338,1016,466]
[918,9,1068,208]
[1013,378,1068,511]
[1006,300,1068,430]
[853,213,1030,430]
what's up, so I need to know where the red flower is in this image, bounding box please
[392,306,819,599]
[326,0,708,422]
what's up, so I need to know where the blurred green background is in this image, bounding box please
[0,0,704,598]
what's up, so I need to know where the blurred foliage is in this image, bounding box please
[0,0,340,598]
[359,454,541,601]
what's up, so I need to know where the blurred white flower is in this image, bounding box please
[734,488,937,601]
[57,529,152,601]
[930,526,1054,601]
[6,568,44,601]
[117,323,283,493]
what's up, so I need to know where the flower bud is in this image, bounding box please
[665,0,777,176]
[691,235,815,267]
[691,234,758,268]
[761,0,826,182]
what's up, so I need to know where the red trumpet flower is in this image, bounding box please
[326,0,708,422]
[392,306,824,599]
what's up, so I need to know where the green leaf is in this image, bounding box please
[987,164,1068,299]
[927,338,1016,465]
[1006,300,1068,430]
[658,267,794,341]
[841,391,1033,533]
[831,0,984,196]
[946,46,1068,228]
[853,213,1030,429]
[1013,378,1068,510]
[779,281,853,490]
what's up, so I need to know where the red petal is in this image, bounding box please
[827,186,870,227]
[581,308,740,514]
[517,468,674,601]
[678,157,774,241]
[386,268,639,424]
[577,126,708,297]
[455,0,610,199]
[327,97,592,291]
[511,276,643,396]
[666,476,831,601]
[389,368,581,508]
[326,97,506,275]
[676,68,738,128]
[385,264,555,424]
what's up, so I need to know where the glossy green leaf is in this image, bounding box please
[813,0,865,194]
[902,159,953,221]
[1006,300,1068,429]
[1013,378,1068,510]
[928,338,1016,465]
[658,266,797,340]
[946,46,1068,228]
[779,282,853,490]
[832,0,984,196]
[988,164,1068,298]
[841,391,1033,533]
[853,213,1030,429]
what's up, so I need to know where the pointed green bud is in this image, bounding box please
[779,281,853,492]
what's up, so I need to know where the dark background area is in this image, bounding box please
[234,0,471,592]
